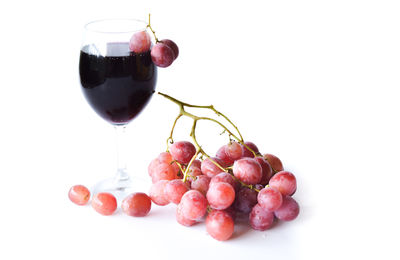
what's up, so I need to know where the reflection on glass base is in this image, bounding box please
[92,176,149,202]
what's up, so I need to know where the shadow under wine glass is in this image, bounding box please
[79,19,157,200]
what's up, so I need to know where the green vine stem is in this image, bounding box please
[146,14,159,43]
[158,92,260,192]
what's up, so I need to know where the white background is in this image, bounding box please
[1,0,399,259]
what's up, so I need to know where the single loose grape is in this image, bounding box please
[129,31,151,53]
[149,180,170,206]
[68,185,90,205]
[249,204,275,231]
[269,171,297,196]
[274,195,300,221]
[233,158,262,185]
[151,42,175,68]
[206,210,234,241]
[257,187,283,211]
[169,141,196,164]
[91,193,117,216]
[122,192,152,217]
[206,182,235,210]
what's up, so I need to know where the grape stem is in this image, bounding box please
[147,14,159,43]
[158,92,260,191]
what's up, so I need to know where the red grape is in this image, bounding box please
[179,190,208,220]
[191,159,202,169]
[201,157,226,178]
[68,185,90,205]
[91,193,117,216]
[191,175,211,195]
[257,187,283,211]
[255,157,273,185]
[233,158,262,185]
[151,42,175,68]
[206,182,235,210]
[225,141,243,161]
[160,39,179,60]
[209,172,239,192]
[165,179,189,204]
[216,145,234,166]
[269,171,297,196]
[149,180,170,206]
[274,195,299,221]
[241,141,259,158]
[187,165,202,182]
[176,203,196,227]
[169,141,196,164]
[122,192,152,217]
[263,153,284,172]
[233,187,258,214]
[129,31,151,53]
[206,210,234,241]
[148,152,180,183]
[249,204,274,231]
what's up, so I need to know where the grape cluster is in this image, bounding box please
[147,140,300,241]
[129,16,179,68]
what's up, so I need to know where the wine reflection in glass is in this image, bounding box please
[79,19,157,199]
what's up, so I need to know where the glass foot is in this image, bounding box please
[92,175,150,202]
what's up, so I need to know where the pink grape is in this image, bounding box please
[242,141,259,158]
[91,193,117,216]
[179,190,208,220]
[149,180,170,206]
[263,153,284,172]
[255,157,273,185]
[206,210,234,241]
[257,187,283,211]
[206,182,235,210]
[274,195,300,221]
[201,157,226,178]
[176,203,196,227]
[233,158,262,185]
[187,165,202,182]
[169,141,196,164]
[129,31,151,53]
[151,42,175,68]
[191,159,202,169]
[209,172,239,192]
[191,175,211,195]
[269,171,297,196]
[225,141,243,161]
[122,192,152,217]
[148,152,180,183]
[216,145,234,166]
[165,179,189,204]
[233,187,258,214]
[160,39,179,60]
[249,204,275,231]
[68,185,90,205]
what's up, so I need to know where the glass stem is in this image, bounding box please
[114,125,129,182]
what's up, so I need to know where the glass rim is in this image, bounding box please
[84,18,147,34]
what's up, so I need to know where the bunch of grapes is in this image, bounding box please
[129,15,178,68]
[147,140,299,241]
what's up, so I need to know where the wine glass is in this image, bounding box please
[79,19,157,199]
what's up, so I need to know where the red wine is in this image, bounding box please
[79,42,157,124]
